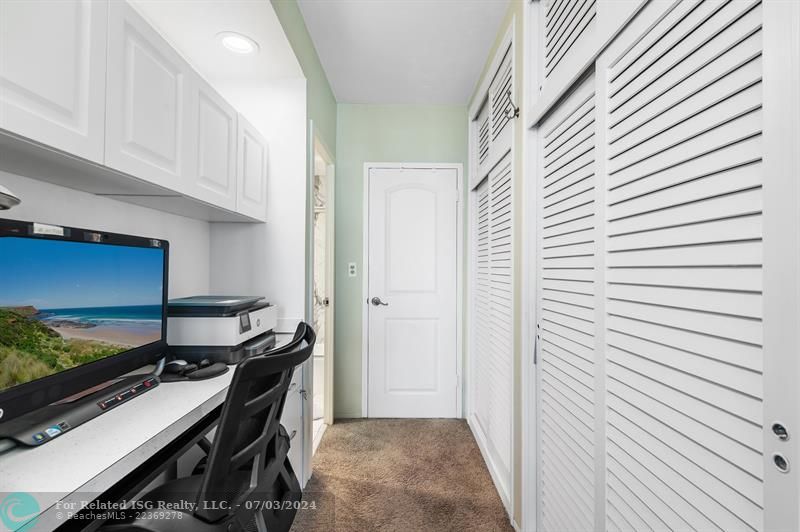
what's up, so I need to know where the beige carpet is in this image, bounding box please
[290,419,514,532]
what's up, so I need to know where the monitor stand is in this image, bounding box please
[0,372,161,447]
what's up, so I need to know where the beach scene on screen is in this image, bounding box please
[0,237,164,391]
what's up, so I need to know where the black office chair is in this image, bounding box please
[101,323,315,532]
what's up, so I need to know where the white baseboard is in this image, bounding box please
[467,414,512,518]
[312,422,327,455]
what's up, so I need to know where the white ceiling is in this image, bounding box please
[130,0,303,87]
[129,0,304,143]
[298,0,511,105]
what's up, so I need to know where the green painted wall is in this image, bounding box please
[270,0,337,154]
[334,104,469,418]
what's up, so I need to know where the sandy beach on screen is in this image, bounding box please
[52,325,159,348]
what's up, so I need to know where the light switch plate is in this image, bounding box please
[348,262,357,277]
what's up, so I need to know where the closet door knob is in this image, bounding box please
[371,297,389,306]
[772,422,790,441]
[774,453,790,473]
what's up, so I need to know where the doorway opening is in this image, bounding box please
[312,137,334,454]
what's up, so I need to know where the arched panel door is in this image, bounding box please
[366,166,459,418]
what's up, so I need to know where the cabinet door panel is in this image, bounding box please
[0,0,106,162]
[105,1,193,192]
[237,117,268,221]
[191,82,237,210]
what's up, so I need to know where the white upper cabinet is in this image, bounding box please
[236,116,268,222]
[0,0,107,163]
[189,81,238,210]
[1,0,267,222]
[105,0,194,193]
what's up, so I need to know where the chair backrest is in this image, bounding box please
[194,322,315,524]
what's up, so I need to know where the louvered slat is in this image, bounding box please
[478,103,490,169]
[605,1,765,531]
[490,44,513,146]
[538,75,596,532]
[544,0,596,78]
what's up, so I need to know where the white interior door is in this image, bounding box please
[367,166,459,418]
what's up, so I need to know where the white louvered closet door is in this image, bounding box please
[473,153,514,502]
[488,152,513,486]
[471,34,515,507]
[536,74,598,532]
[488,43,514,167]
[530,0,798,530]
[474,178,492,441]
[599,1,770,530]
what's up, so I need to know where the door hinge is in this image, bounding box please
[533,322,540,365]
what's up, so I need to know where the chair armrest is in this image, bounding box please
[196,436,212,455]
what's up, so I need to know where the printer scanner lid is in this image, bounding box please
[168,296,269,317]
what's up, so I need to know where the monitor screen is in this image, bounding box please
[0,237,165,394]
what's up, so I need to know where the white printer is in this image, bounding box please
[167,296,277,364]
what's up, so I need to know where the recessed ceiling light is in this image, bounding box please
[217,31,259,55]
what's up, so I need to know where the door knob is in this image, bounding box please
[371,297,389,306]
[772,422,790,441]
[774,453,790,473]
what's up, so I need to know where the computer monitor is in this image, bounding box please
[0,218,169,425]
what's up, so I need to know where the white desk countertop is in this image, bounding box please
[0,334,292,531]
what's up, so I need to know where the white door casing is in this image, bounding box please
[322,157,335,427]
[366,165,459,418]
